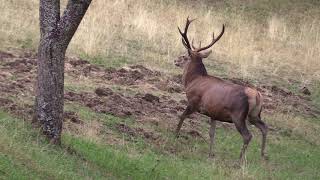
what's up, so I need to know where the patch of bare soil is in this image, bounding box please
[260,85,320,117]
[65,88,184,119]
[0,51,15,59]
[0,50,319,144]
[224,77,320,118]
[65,58,183,93]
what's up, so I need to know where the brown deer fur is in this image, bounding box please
[174,18,268,161]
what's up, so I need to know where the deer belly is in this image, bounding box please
[198,105,233,123]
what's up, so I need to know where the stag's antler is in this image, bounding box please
[178,17,195,50]
[196,24,225,52]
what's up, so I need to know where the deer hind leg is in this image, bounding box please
[209,118,217,158]
[249,116,268,159]
[175,105,194,137]
[232,113,252,162]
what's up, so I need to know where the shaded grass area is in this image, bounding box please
[0,111,110,179]
[64,136,224,180]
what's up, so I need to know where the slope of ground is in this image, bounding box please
[1,0,320,179]
[0,50,319,179]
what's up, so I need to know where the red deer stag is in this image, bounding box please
[174,17,268,161]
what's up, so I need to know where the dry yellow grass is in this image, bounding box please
[0,0,319,83]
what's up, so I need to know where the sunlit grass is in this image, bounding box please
[0,0,320,179]
[0,0,319,84]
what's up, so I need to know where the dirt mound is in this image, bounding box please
[65,58,184,93]
[259,85,320,117]
[300,87,311,96]
[0,50,319,124]
[65,87,184,119]
[69,59,90,66]
[142,93,160,103]
[95,87,114,97]
[129,65,161,76]
[0,51,15,59]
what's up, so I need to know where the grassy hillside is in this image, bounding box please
[0,0,320,179]
[1,107,320,179]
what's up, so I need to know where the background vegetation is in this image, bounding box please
[0,0,319,179]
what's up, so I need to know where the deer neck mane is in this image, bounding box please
[182,58,207,87]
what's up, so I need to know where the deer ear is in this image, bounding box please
[199,50,212,58]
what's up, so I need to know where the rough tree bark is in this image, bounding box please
[36,0,92,144]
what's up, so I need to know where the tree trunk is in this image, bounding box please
[36,0,92,144]
[36,38,66,144]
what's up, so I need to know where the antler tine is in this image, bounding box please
[178,17,196,50]
[196,24,225,52]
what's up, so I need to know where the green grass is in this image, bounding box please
[64,136,224,180]
[1,101,320,179]
[0,110,109,179]
[1,0,320,178]
[63,116,320,180]
[2,99,319,179]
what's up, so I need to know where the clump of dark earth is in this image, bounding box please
[142,93,160,103]
[95,87,114,97]
[65,88,185,119]
[129,65,161,76]
[69,59,90,66]
[0,51,15,58]
[300,86,311,96]
[270,85,292,96]
[102,67,145,85]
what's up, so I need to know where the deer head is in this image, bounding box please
[174,17,225,68]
